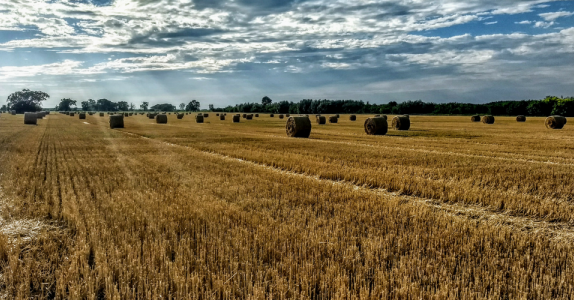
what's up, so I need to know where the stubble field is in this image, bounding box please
[0,112,573,299]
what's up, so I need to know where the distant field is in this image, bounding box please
[0,112,573,299]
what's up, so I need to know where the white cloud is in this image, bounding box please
[539,11,574,21]
[534,21,554,28]
[515,20,532,24]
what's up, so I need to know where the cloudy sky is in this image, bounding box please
[1,0,573,108]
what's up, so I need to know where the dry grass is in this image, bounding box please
[0,112,573,299]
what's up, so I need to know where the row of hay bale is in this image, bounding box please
[23,111,49,125]
[471,115,567,129]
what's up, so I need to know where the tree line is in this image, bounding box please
[214,96,574,117]
[3,89,573,117]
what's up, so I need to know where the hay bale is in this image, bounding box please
[279,114,284,119]
[109,115,124,129]
[545,115,567,129]
[203,113,209,117]
[328,116,338,123]
[286,116,312,138]
[516,115,526,122]
[270,114,274,117]
[129,113,133,116]
[196,114,204,123]
[255,114,259,117]
[36,112,44,119]
[124,113,129,117]
[100,113,104,117]
[220,114,225,121]
[364,117,388,135]
[242,113,247,118]
[349,115,357,121]
[148,113,157,119]
[11,110,16,115]
[392,115,410,130]
[471,115,481,122]
[177,113,184,119]
[316,116,326,124]
[481,115,495,124]
[216,113,219,116]
[69,113,75,117]
[286,114,290,117]
[156,114,168,124]
[79,113,86,119]
[246,114,253,120]
[233,115,240,123]
[24,112,37,125]
[335,114,340,118]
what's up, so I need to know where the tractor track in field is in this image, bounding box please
[118,129,574,242]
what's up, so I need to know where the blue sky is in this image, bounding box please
[1,0,574,108]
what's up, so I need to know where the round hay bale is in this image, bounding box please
[124,113,129,117]
[471,115,481,122]
[129,113,133,116]
[516,115,526,122]
[177,113,184,119]
[545,115,567,129]
[37,112,44,119]
[24,112,37,125]
[328,116,338,123]
[335,114,340,118]
[196,114,204,123]
[220,114,226,121]
[279,114,284,119]
[349,115,357,121]
[286,116,312,138]
[233,115,240,123]
[270,114,274,117]
[242,113,247,118]
[255,114,259,117]
[79,113,86,119]
[99,113,104,117]
[216,113,219,116]
[364,117,388,135]
[109,115,124,129]
[156,114,168,124]
[392,116,410,130]
[203,113,209,117]
[316,116,326,124]
[481,115,495,124]
[11,110,16,115]
[286,114,290,117]
[69,113,75,117]
[246,114,253,120]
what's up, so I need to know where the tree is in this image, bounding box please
[81,101,90,111]
[209,104,214,111]
[56,98,77,111]
[150,103,176,111]
[117,101,129,111]
[179,103,185,111]
[186,100,200,111]
[262,96,272,106]
[140,102,149,111]
[97,99,116,111]
[0,105,7,111]
[6,89,50,113]
[88,99,96,110]
[129,103,135,111]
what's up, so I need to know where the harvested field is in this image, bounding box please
[0,113,573,299]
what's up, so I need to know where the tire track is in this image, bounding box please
[118,129,574,242]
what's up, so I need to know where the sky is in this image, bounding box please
[0,0,574,108]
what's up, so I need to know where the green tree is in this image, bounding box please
[179,103,185,111]
[6,89,49,113]
[88,99,96,110]
[150,103,176,111]
[57,98,77,111]
[97,99,116,111]
[117,101,129,111]
[209,104,214,111]
[140,102,149,111]
[262,96,272,106]
[81,101,90,111]
[186,100,200,111]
